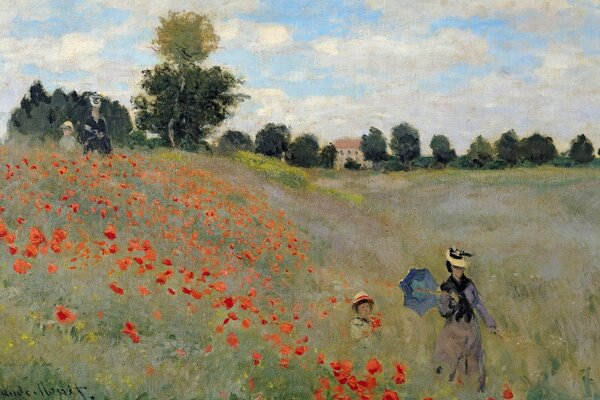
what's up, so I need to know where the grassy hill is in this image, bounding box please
[1,142,599,399]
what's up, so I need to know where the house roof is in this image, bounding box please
[334,138,361,149]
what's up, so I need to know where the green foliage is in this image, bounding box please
[568,134,595,164]
[319,143,337,169]
[390,122,420,166]
[218,130,254,154]
[519,133,557,165]
[553,156,575,168]
[133,63,244,150]
[233,151,309,188]
[382,156,408,171]
[429,134,456,165]
[254,123,291,158]
[411,156,434,168]
[467,135,494,167]
[343,158,361,170]
[495,129,520,166]
[152,11,219,64]
[360,126,388,162]
[9,81,133,145]
[126,130,164,149]
[285,134,320,168]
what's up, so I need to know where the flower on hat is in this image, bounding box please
[446,247,471,268]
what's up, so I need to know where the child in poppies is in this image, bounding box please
[350,291,382,349]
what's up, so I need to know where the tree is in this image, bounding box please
[495,129,520,166]
[218,130,254,153]
[285,134,320,168]
[519,133,557,165]
[568,134,595,164]
[360,127,388,163]
[133,11,245,151]
[430,134,457,165]
[390,122,420,167]
[9,82,132,145]
[254,123,291,158]
[152,11,219,64]
[344,158,361,170]
[467,135,494,166]
[319,143,337,169]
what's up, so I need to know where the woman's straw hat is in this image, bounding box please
[445,247,471,269]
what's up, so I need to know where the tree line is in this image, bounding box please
[4,10,598,171]
[217,122,598,171]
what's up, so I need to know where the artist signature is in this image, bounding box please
[0,381,95,399]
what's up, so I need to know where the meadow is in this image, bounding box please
[0,142,598,400]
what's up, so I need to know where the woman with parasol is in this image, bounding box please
[433,247,497,392]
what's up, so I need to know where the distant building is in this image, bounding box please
[334,138,366,169]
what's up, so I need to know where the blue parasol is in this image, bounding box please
[399,268,439,316]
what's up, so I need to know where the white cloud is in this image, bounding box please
[95,0,258,18]
[217,20,294,52]
[534,43,595,81]
[256,24,292,47]
[312,28,489,84]
[364,0,573,24]
[0,33,104,74]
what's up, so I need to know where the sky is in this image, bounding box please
[1,0,600,152]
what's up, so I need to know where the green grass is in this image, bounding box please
[232,151,310,189]
[2,143,599,399]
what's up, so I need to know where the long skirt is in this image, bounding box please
[434,316,486,390]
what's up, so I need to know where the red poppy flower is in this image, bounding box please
[122,322,140,343]
[52,228,67,242]
[138,286,150,296]
[109,282,124,295]
[55,305,77,324]
[226,332,239,349]
[210,281,228,292]
[382,390,400,400]
[252,352,262,365]
[22,244,38,258]
[295,346,308,356]
[502,384,514,399]
[48,263,58,274]
[317,353,325,364]
[104,224,117,240]
[29,227,46,246]
[280,322,294,334]
[223,297,235,309]
[13,259,32,274]
[365,358,382,375]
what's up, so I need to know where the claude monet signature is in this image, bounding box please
[0,380,95,399]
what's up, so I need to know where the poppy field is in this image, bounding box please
[1,142,598,400]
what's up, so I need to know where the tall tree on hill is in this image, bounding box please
[430,134,457,166]
[519,133,557,165]
[568,134,595,164]
[285,134,320,168]
[319,143,337,169]
[360,127,388,163]
[390,122,420,167]
[467,135,494,166]
[255,123,291,158]
[495,129,520,166]
[133,11,246,152]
